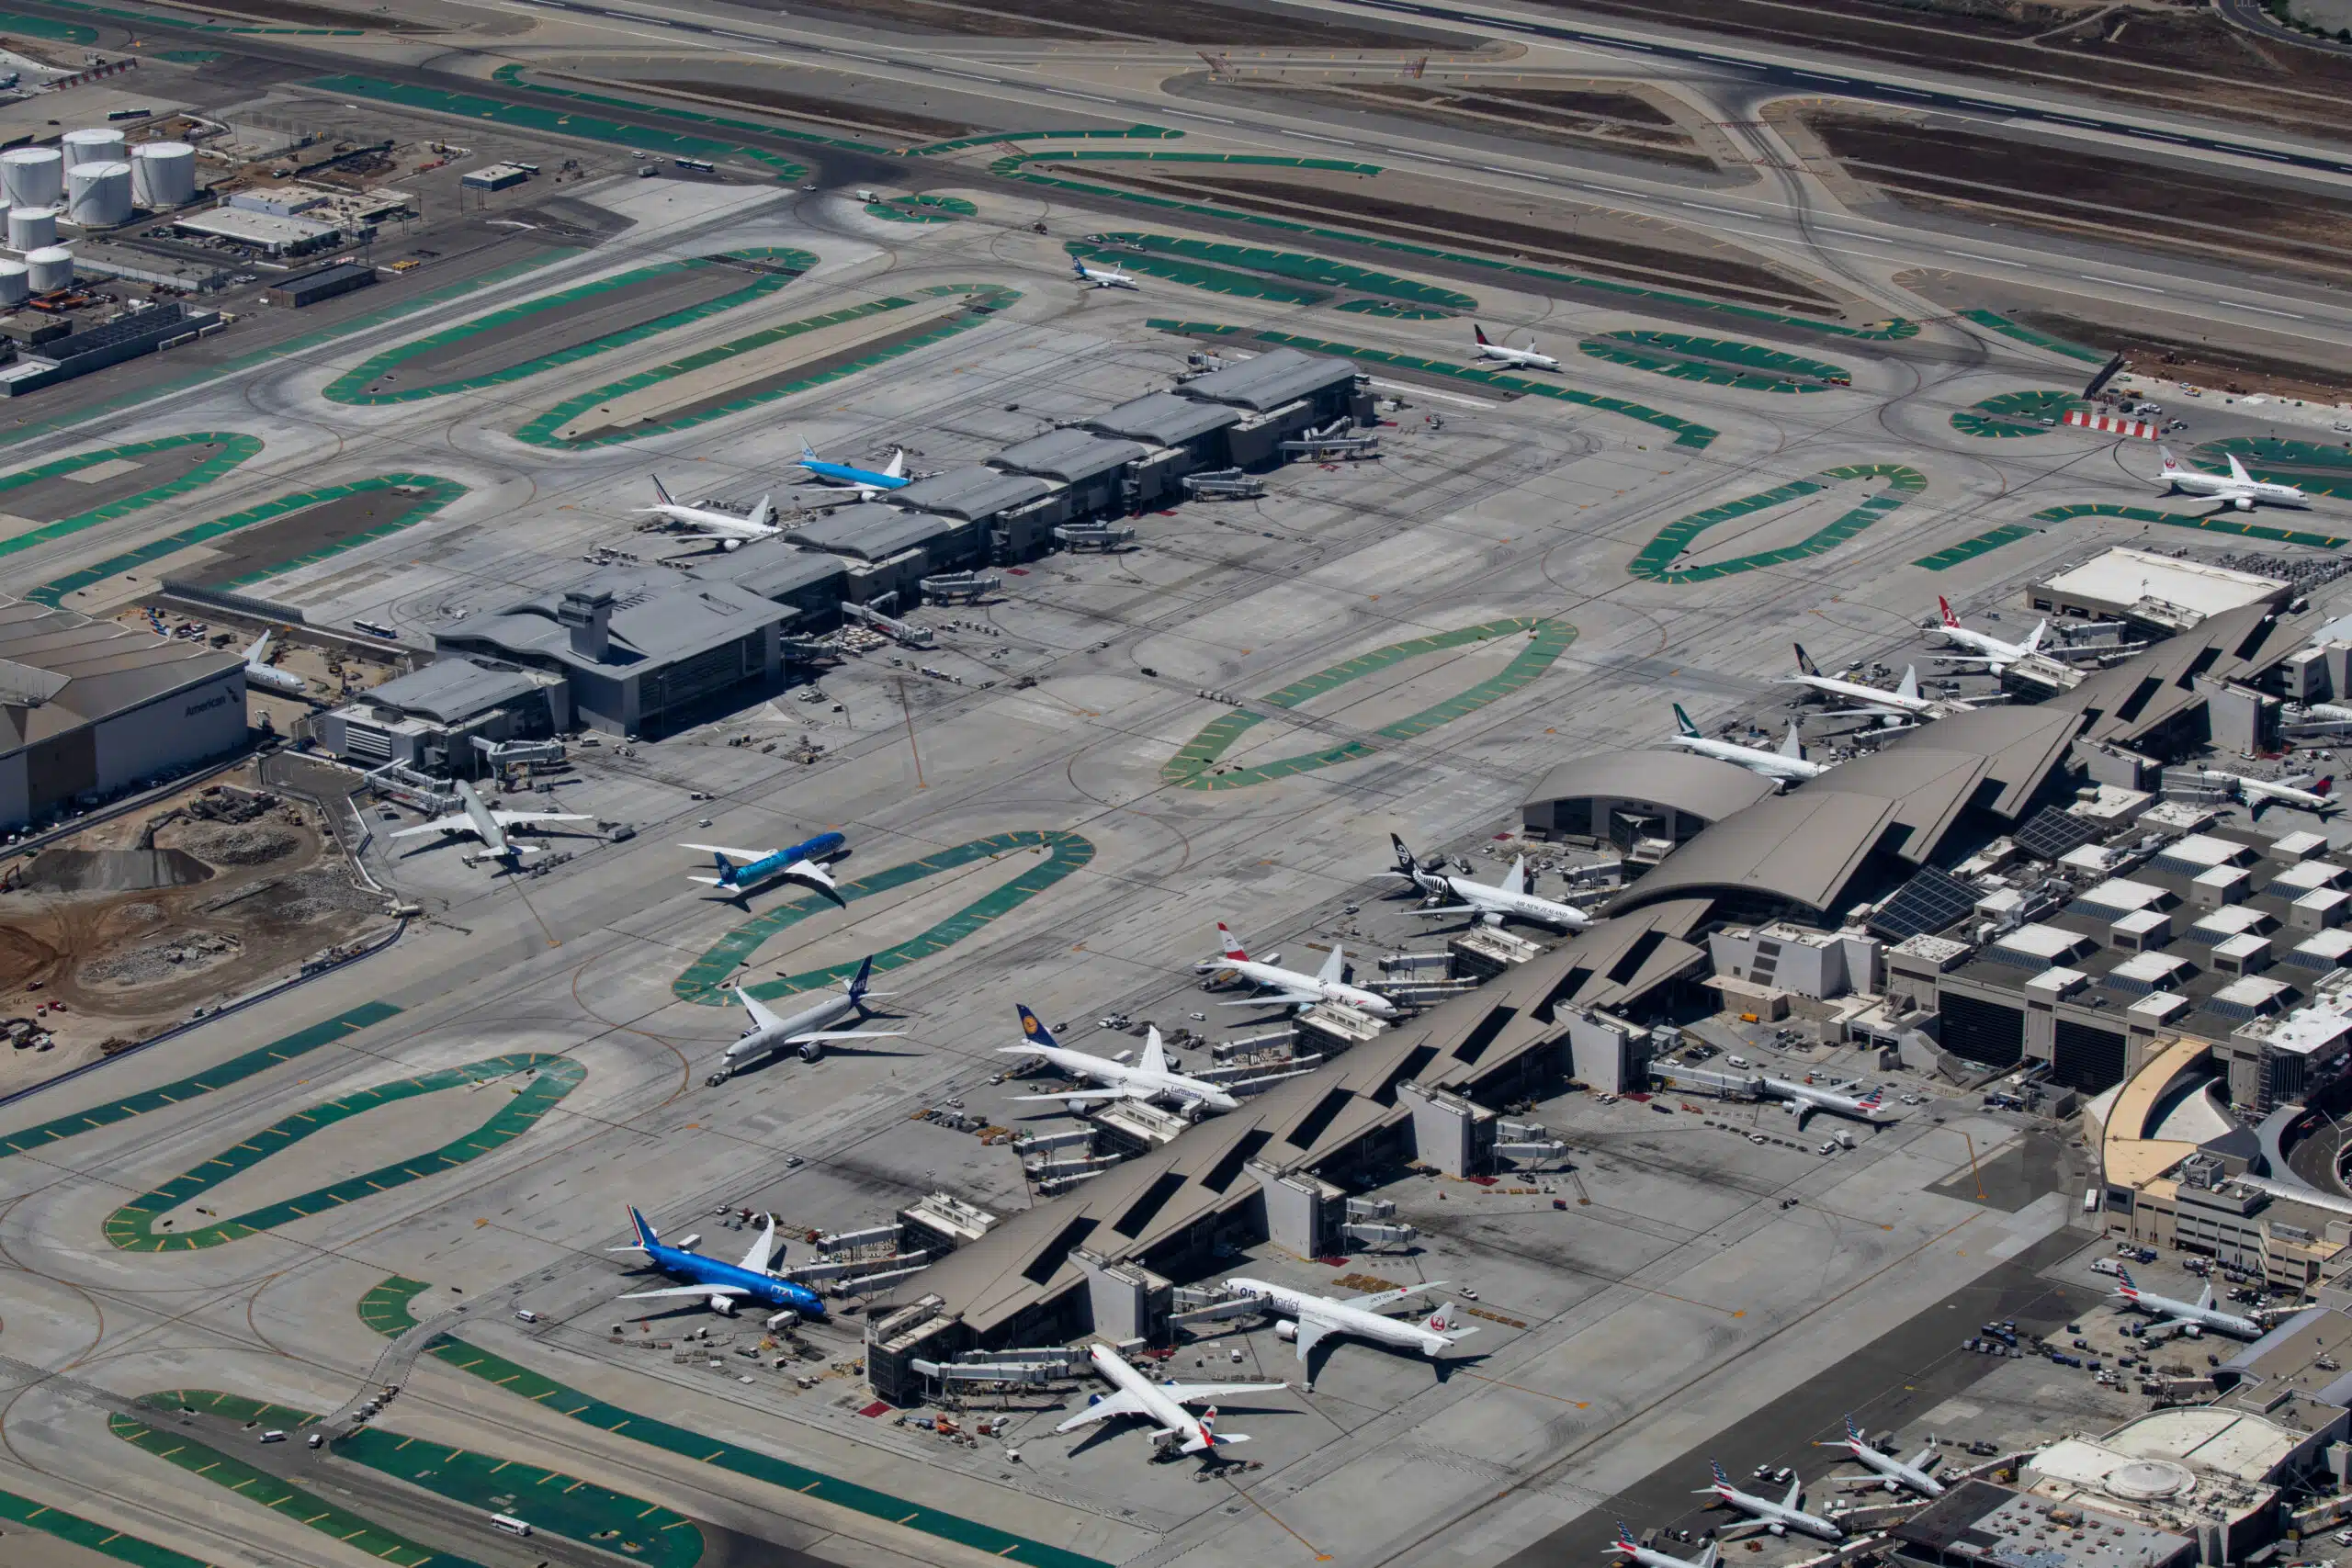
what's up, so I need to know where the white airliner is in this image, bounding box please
[1072,258,1138,290]
[241,631,306,696]
[2112,1265,2263,1339]
[1389,835,1593,931]
[2182,769,2337,818]
[1472,323,1559,371]
[1780,643,1969,721]
[637,477,779,547]
[999,1007,1308,1115]
[1665,705,1826,785]
[1204,924,1399,1019]
[1223,1276,1476,1383]
[1054,1342,1285,1457]
[1763,1077,1887,1130]
[1933,597,2048,675]
[1611,1523,1719,1568]
[718,956,900,1077]
[1821,1416,1944,1497]
[2160,446,2309,512]
[1698,1461,1845,1541]
[389,780,593,862]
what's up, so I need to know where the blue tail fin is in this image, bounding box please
[628,1206,660,1248]
[1845,1415,1863,1444]
[1017,1004,1058,1049]
[1709,1458,1731,1487]
[712,851,739,888]
[2116,1265,2136,1291]
[1793,642,1822,677]
[847,954,874,1003]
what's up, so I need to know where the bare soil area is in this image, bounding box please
[783,0,1468,47]
[1069,165,1841,310]
[1223,80,1712,170]
[2013,310,2352,403]
[1806,108,2352,276]
[147,0,441,28]
[0,774,390,1082]
[1531,0,2352,137]
[613,78,979,143]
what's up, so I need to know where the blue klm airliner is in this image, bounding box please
[680,830,847,899]
[611,1208,827,1319]
[796,438,910,496]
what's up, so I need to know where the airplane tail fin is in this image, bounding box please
[2319,777,2336,798]
[711,851,740,888]
[627,1206,660,1249]
[797,431,817,458]
[2159,445,2181,474]
[847,954,876,1005]
[1673,703,1702,738]
[2116,1265,2137,1292]
[1793,642,1822,678]
[1709,1458,1733,1489]
[651,475,675,507]
[1699,1540,1720,1568]
[1071,259,1088,279]
[1938,596,1959,628]
[1474,322,1492,346]
[1217,922,1250,964]
[1611,1522,1640,1557]
[1845,1414,1865,1445]
[1857,1088,1885,1111]
[1391,832,1420,875]
[1016,1004,1059,1050]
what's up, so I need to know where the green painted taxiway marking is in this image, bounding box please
[0,433,264,560]
[1630,463,1928,584]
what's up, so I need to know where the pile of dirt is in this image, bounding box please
[175,822,302,868]
[80,931,243,990]
[209,866,383,931]
[17,848,213,894]
[0,926,54,991]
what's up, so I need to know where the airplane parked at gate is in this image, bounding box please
[2179,770,2337,818]
[680,831,847,899]
[999,1008,1309,1116]
[1388,835,1593,931]
[1054,1342,1285,1458]
[1821,1416,1945,1497]
[241,631,306,696]
[389,780,592,863]
[1664,705,1826,786]
[609,1206,827,1319]
[1780,643,1977,722]
[1763,1077,1888,1130]
[1472,323,1559,371]
[2159,446,2309,512]
[1072,257,1138,290]
[714,956,901,1080]
[637,477,779,547]
[1610,1523,1720,1568]
[796,439,910,497]
[1203,924,1399,1018]
[1221,1276,1476,1385]
[2111,1266,2263,1339]
[1931,597,2049,676]
[1697,1460,1845,1541]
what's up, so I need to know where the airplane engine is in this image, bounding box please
[1770,1525,1786,1538]
[1275,1320,1298,1342]
[1884,1480,1901,1495]
[723,537,742,550]
[1066,1097,1093,1114]
[798,1041,824,1064]
[2235,497,2254,512]
[2183,1324,2202,1338]
[711,1296,738,1315]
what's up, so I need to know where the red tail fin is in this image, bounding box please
[1938,596,1958,627]
[2319,778,2335,796]
[1217,923,1250,963]
[1474,323,1491,345]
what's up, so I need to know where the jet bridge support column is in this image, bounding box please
[1248,1160,1342,1257]
[1396,1081,1496,1178]
[1073,1249,1172,1345]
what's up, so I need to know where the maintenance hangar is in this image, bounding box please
[865,603,2334,1382]
[313,655,565,774]
[0,593,245,829]
[1521,751,1775,857]
[435,571,792,739]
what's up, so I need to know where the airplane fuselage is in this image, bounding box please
[1414,868,1590,931]
[1478,344,1559,371]
[2116,1283,2261,1338]
[1227,957,1397,1018]
[1081,1344,1213,1450]
[726,832,848,893]
[639,1238,827,1316]
[800,457,908,493]
[2167,472,2309,510]
[1781,671,1936,716]
[1224,1278,1453,1357]
[1001,1043,1239,1111]
[1839,1439,1944,1497]
[1664,734,1824,784]
[729,990,861,1066]
[1709,1483,1843,1541]
[1762,1077,1885,1124]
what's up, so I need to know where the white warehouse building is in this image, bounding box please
[0,594,246,829]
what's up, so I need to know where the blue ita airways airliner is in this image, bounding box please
[681,830,847,898]
[610,1209,827,1320]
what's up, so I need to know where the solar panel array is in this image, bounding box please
[2011,807,2105,864]
[1867,866,1980,941]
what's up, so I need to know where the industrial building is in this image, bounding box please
[0,301,220,397]
[167,207,343,257]
[2032,547,2291,635]
[263,260,379,308]
[0,594,246,829]
[313,655,566,774]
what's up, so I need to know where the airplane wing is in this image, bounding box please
[1219,1066,1318,1095]
[620,1283,753,1300]
[1317,945,1346,984]
[1157,1380,1288,1405]
[1014,1088,1135,1103]
[491,810,594,827]
[738,1215,776,1273]
[2196,1283,2216,1312]
[786,1029,905,1044]
[1783,1476,1804,1510]
[681,843,781,863]
[1055,1391,1151,1431]
[1793,1102,1816,1130]
[1342,1281,1441,1311]
[737,987,786,1033]
[1717,1521,1775,1541]
[1216,991,1318,1008]
[389,815,469,840]
[1408,905,1480,917]
[784,859,839,894]
[1291,1315,1335,1362]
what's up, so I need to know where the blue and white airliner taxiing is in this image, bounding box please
[681,830,847,899]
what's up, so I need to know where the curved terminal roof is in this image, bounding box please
[1522,750,1775,822]
[1613,705,2085,920]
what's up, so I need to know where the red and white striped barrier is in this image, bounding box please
[2064,409,2159,440]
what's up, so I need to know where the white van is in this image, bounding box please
[1726,1055,1750,1069]
[2090,1257,2124,1278]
